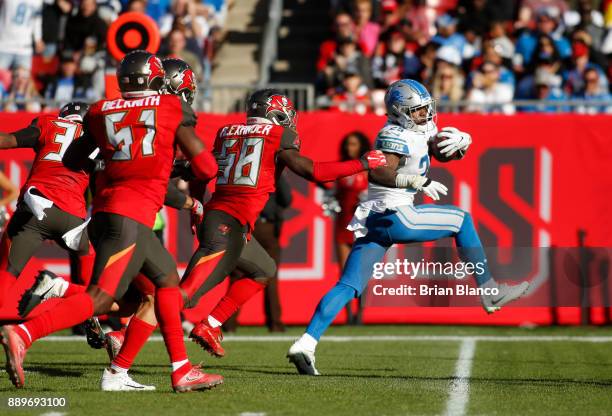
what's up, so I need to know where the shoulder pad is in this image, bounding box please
[375,125,409,155]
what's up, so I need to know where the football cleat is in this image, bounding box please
[481,281,530,314]
[287,341,320,376]
[189,322,225,357]
[100,368,156,391]
[18,270,67,317]
[85,317,107,349]
[0,325,28,388]
[105,329,125,361]
[171,363,223,393]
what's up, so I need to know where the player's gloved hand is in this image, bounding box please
[422,180,448,201]
[360,150,387,169]
[190,198,204,235]
[436,127,471,156]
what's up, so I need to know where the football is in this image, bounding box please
[429,133,463,163]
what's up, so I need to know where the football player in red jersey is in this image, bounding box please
[0,102,95,310]
[0,51,221,392]
[179,89,387,357]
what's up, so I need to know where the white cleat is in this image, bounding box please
[287,341,320,376]
[100,368,156,391]
[481,281,530,314]
[18,270,68,316]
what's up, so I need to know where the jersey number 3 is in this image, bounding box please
[217,138,264,187]
[104,110,156,161]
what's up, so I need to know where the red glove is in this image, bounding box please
[360,150,387,169]
[190,199,204,235]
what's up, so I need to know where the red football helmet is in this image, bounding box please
[246,89,297,128]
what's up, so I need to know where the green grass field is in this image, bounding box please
[2,325,612,415]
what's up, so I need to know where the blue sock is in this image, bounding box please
[305,282,357,341]
[455,213,492,286]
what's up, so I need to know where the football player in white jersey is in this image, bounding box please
[287,79,530,376]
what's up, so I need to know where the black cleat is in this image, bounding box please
[84,317,106,350]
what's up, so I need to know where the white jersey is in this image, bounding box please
[0,0,43,55]
[366,121,437,209]
[348,121,437,238]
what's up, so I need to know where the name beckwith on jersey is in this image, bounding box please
[85,94,196,228]
[206,120,300,230]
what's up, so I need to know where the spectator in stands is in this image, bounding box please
[431,62,465,109]
[334,131,370,325]
[145,0,172,25]
[126,0,147,13]
[0,0,44,72]
[64,0,108,54]
[521,69,568,113]
[564,30,608,96]
[464,39,513,93]
[415,41,440,86]
[457,0,492,38]
[466,61,515,114]
[569,0,605,51]
[317,13,359,72]
[573,67,612,114]
[330,71,370,114]
[431,14,468,59]
[371,31,414,89]
[516,53,562,99]
[516,0,569,31]
[353,0,380,57]
[320,37,373,94]
[42,0,73,60]
[379,0,400,34]
[165,29,203,80]
[159,0,210,49]
[4,67,41,112]
[515,7,571,71]
[44,50,82,106]
[405,0,433,41]
[488,21,515,64]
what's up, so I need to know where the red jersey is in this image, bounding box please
[85,94,196,227]
[18,114,90,218]
[335,171,368,244]
[206,121,300,230]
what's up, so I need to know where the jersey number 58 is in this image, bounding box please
[216,138,264,187]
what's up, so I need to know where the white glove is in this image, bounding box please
[422,180,448,201]
[437,127,472,156]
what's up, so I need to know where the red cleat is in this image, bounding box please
[105,329,125,361]
[171,363,223,393]
[189,322,225,357]
[0,325,27,388]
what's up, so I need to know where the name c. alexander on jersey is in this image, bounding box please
[220,124,274,137]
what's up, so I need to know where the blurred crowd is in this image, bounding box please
[318,0,612,114]
[0,0,229,111]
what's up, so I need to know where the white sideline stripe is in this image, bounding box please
[38,335,612,343]
[445,339,476,416]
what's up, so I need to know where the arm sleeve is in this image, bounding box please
[180,100,197,127]
[280,127,301,151]
[12,118,41,148]
[164,180,188,210]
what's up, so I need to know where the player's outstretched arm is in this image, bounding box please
[0,123,41,149]
[175,125,218,181]
[277,148,387,183]
[369,152,448,201]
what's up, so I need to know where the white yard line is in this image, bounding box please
[444,339,476,416]
[38,335,612,343]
